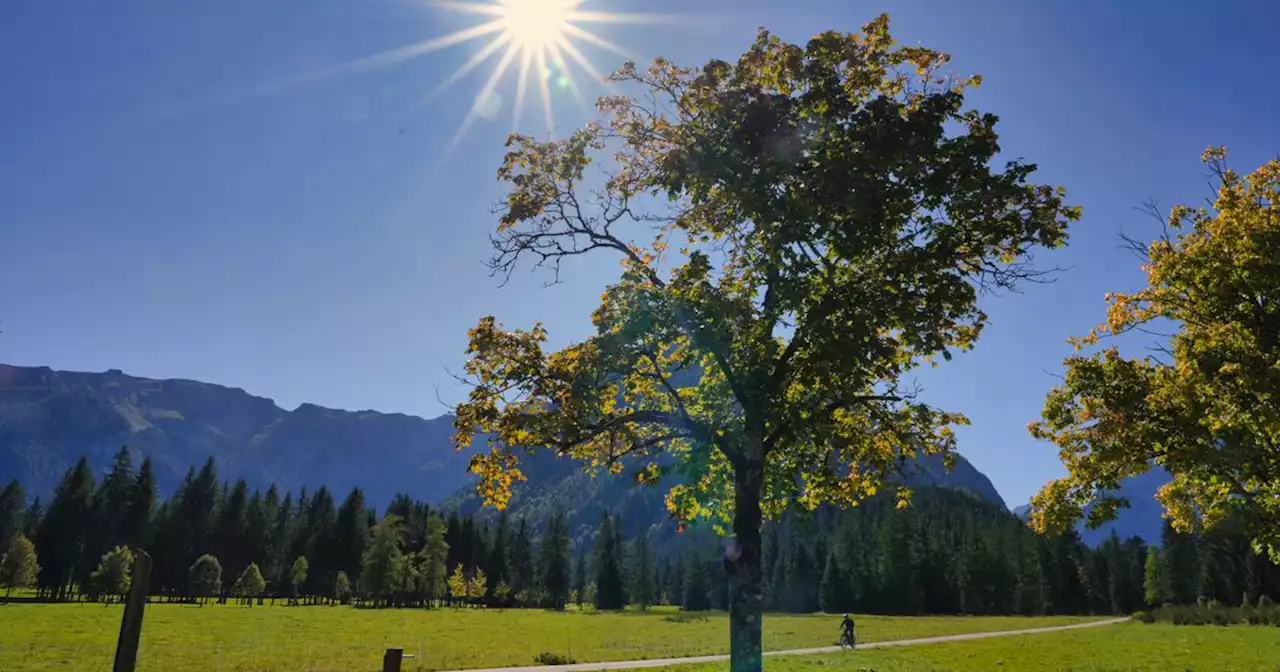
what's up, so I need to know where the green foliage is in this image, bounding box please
[289,556,308,597]
[189,554,222,601]
[1030,149,1280,562]
[89,545,134,599]
[0,533,39,597]
[454,16,1076,668]
[447,564,467,601]
[233,563,267,599]
[468,568,488,601]
[360,515,404,602]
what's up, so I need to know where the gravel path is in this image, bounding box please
[434,616,1131,672]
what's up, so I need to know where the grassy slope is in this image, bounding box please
[661,622,1280,672]
[0,603,1102,671]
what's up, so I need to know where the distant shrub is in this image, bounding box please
[1138,600,1275,626]
[533,652,574,666]
[662,612,709,624]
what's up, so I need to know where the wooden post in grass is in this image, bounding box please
[382,648,403,672]
[113,550,152,672]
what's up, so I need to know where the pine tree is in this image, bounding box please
[122,458,156,550]
[1162,520,1200,604]
[593,512,626,610]
[85,447,133,586]
[0,533,39,601]
[333,488,369,586]
[539,512,572,609]
[682,554,711,611]
[487,512,512,595]
[1144,547,1168,606]
[215,479,249,580]
[0,479,24,558]
[512,518,534,594]
[189,554,222,604]
[573,543,588,608]
[630,530,654,610]
[819,549,845,613]
[36,457,94,599]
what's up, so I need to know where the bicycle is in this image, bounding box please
[839,629,857,650]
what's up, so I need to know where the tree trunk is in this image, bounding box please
[728,463,764,672]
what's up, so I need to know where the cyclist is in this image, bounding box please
[840,613,856,648]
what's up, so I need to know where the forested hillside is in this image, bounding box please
[3,451,1276,615]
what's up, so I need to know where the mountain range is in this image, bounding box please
[0,363,1164,544]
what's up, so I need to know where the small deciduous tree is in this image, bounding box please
[1030,149,1280,561]
[334,571,351,603]
[290,556,308,603]
[233,563,267,605]
[468,567,488,603]
[447,564,468,606]
[89,545,133,602]
[189,554,222,605]
[494,578,511,605]
[452,15,1076,669]
[361,515,404,605]
[0,533,39,602]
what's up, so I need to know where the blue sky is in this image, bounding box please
[2,0,1277,506]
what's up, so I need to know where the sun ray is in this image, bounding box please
[511,48,534,132]
[273,19,507,94]
[535,47,555,134]
[559,23,631,60]
[554,32,612,84]
[425,30,514,100]
[564,10,678,24]
[446,38,523,155]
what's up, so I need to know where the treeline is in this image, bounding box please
[2,448,1279,616]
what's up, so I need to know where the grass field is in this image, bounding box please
[658,621,1280,672]
[0,602,1105,671]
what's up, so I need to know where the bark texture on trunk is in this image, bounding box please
[728,463,764,672]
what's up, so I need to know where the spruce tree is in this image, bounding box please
[819,549,844,614]
[122,457,156,550]
[539,512,572,609]
[573,543,588,607]
[1162,520,1200,604]
[631,530,654,610]
[682,554,711,611]
[593,512,626,610]
[333,488,369,584]
[36,457,94,598]
[511,518,533,594]
[0,479,24,557]
[1144,547,1168,606]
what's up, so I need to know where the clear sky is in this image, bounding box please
[2,0,1277,506]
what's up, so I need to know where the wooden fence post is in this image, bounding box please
[382,648,403,672]
[113,550,152,672]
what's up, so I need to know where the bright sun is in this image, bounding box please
[499,0,576,50]
[234,0,668,157]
